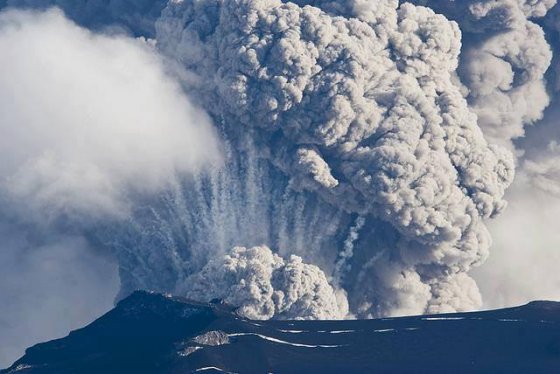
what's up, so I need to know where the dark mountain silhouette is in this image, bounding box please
[3,291,559,373]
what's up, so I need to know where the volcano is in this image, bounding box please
[3,291,559,373]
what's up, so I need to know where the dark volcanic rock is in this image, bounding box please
[2,291,560,373]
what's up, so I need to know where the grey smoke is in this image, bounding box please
[412,0,554,149]
[180,246,348,320]
[411,0,560,312]
[1,0,560,368]
[154,0,514,317]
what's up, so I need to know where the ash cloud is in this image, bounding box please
[180,246,348,320]
[2,1,560,368]
[409,1,560,311]
[412,0,554,149]
[410,0,560,312]
[154,0,513,318]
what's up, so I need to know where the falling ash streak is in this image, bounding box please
[104,139,351,298]
[333,215,366,285]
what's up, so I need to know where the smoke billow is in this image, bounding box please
[408,0,560,309]
[151,0,513,318]
[411,0,554,149]
[3,0,560,366]
[180,246,348,320]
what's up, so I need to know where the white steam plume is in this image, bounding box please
[0,8,221,220]
[333,216,365,286]
[0,8,220,367]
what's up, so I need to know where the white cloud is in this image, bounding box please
[0,8,222,367]
[0,8,221,221]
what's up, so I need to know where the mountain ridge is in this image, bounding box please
[3,291,560,373]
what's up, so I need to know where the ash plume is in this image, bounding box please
[8,3,560,366]
[409,0,560,311]
[410,0,555,149]
[152,0,514,317]
[180,246,348,320]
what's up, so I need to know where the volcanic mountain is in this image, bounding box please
[2,291,559,373]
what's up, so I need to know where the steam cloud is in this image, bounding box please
[0,8,220,365]
[2,0,560,367]
[0,8,221,220]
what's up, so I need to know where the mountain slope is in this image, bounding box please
[3,291,559,373]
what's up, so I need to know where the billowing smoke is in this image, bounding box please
[141,0,514,318]
[180,246,348,320]
[412,0,554,149]
[3,0,560,366]
[409,0,560,309]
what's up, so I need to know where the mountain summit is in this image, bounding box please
[3,291,559,373]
